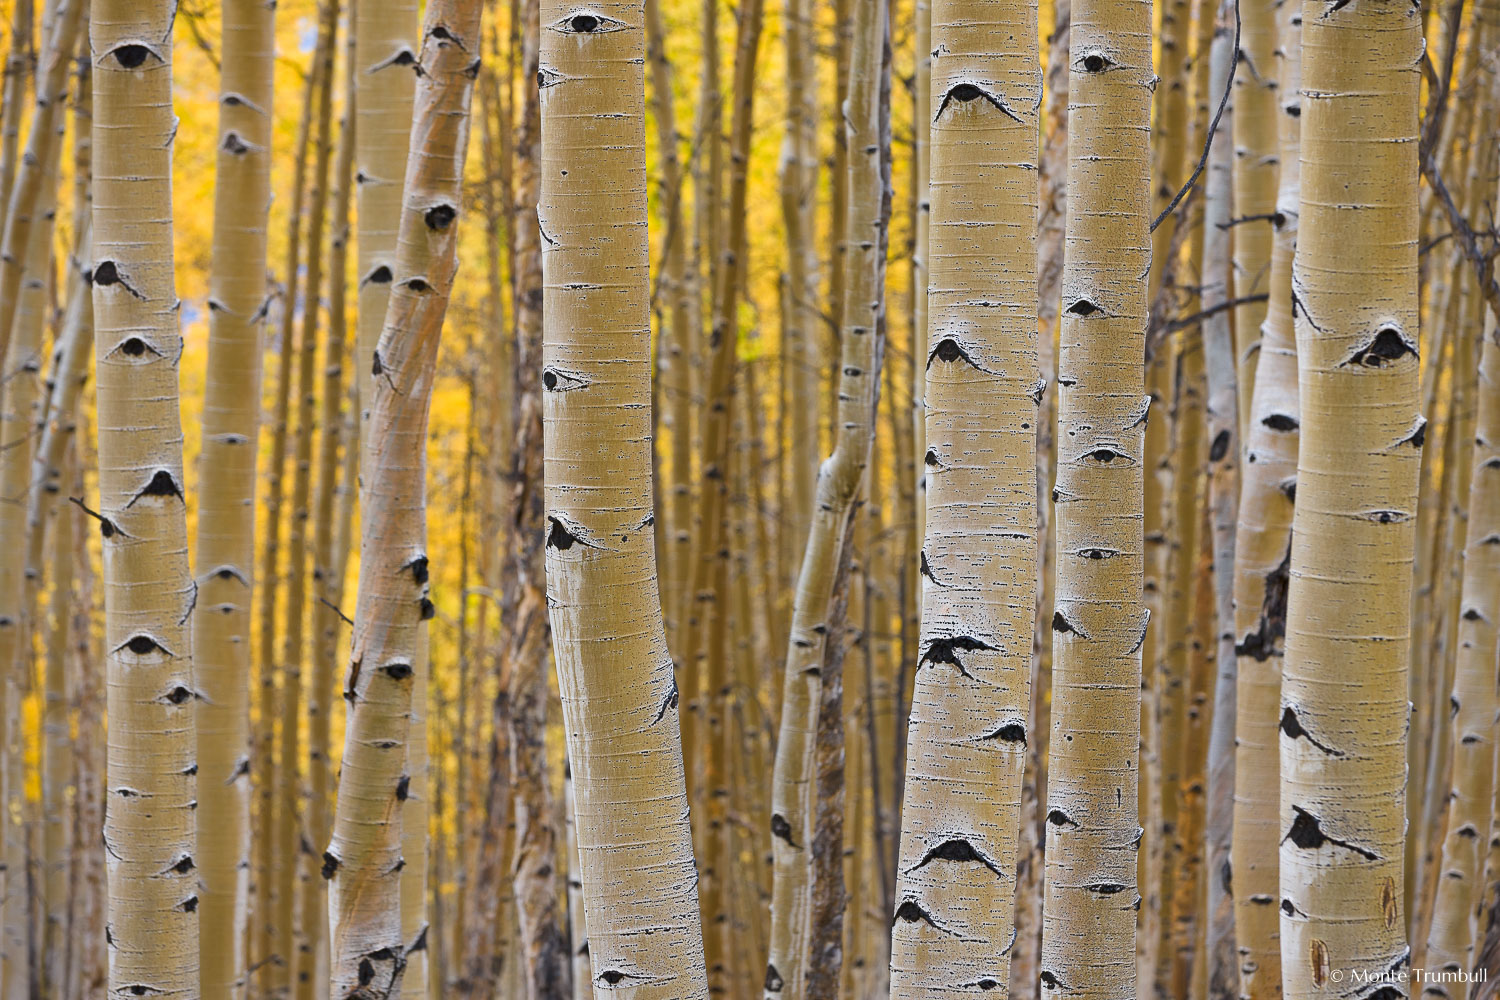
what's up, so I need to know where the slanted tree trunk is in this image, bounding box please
[889,0,1040,994]
[1038,0,1153,993]
[538,1,710,995]
[325,5,482,994]
[765,0,887,995]
[1277,1,1422,995]
[193,2,275,993]
[90,2,198,994]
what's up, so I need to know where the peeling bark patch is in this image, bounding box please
[771,812,799,848]
[1344,327,1416,367]
[1284,805,1378,859]
[909,837,1004,878]
[1280,707,1342,756]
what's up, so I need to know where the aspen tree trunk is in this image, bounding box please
[502,0,569,994]
[1229,0,1301,994]
[1199,7,1240,997]
[1013,8,1072,994]
[193,2,275,991]
[564,768,591,1000]
[0,0,32,225]
[765,0,887,995]
[0,5,77,995]
[538,2,710,997]
[325,5,481,994]
[1421,15,1500,988]
[911,0,930,546]
[645,0,694,658]
[41,441,74,1000]
[302,21,357,999]
[90,1,198,994]
[1038,0,1152,991]
[275,5,339,992]
[779,0,819,615]
[1229,0,1279,432]
[889,0,1040,993]
[354,0,417,427]
[0,10,77,973]
[256,42,323,974]
[1278,1,1422,995]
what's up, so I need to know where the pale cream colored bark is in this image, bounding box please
[765,0,885,995]
[326,5,481,994]
[1039,0,1153,991]
[0,0,32,228]
[1229,0,1278,432]
[90,1,198,993]
[538,1,710,996]
[889,0,1040,994]
[1278,1,1422,995]
[193,3,275,995]
[1199,6,1239,996]
[1229,2,1300,996]
[301,20,356,999]
[911,0,930,547]
[1421,7,1500,991]
[354,0,417,431]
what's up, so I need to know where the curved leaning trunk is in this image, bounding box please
[538,2,710,997]
[1277,1,1422,996]
[193,1,276,995]
[1037,0,1152,991]
[325,5,481,994]
[90,1,199,994]
[764,0,887,996]
[888,0,1040,994]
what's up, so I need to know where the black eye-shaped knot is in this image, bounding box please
[108,43,163,70]
[554,11,627,33]
[1078,50,1115,73]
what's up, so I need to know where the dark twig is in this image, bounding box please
[1166,293,1269,334]
[1216,212,1277,231]
[1151,0,1240,234]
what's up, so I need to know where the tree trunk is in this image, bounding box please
[538,0,711,995]
[193,1,275,991]
[325,5,482,994]
[1277,1,1421,994]
[889,0,1040,994]
[1038,0,1152,992]
[90,2,198,993]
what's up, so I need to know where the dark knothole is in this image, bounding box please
[381,662,414,681]
[111,44,152,69]
[571,13,600,31]
[124,635,161,656]
[1067,298,1102,317]
[1209,429,1231,462]
[1347,327,1416,367]
[1262,413,1298,432]
[765,965,785,993]
[424,204,457,231]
